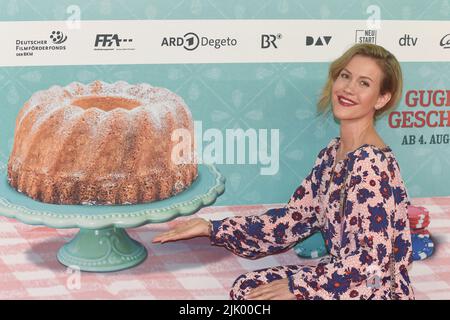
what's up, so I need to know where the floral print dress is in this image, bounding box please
[210,137,414,300]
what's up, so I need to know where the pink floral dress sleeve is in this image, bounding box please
[209,141,332,259]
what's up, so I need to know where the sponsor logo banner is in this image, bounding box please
[0,19,449,66]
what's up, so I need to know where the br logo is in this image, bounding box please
[261,34,282,49]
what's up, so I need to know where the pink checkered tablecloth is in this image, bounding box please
[1,197,450,300]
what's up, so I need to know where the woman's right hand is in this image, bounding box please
[152,218,212,244]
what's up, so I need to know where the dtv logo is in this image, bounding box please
[399,34,418,47]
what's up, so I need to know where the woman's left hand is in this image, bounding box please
[246,278,296,300]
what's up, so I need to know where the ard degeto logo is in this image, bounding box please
[306,36,332,46]
[180,32,200,51]
[50,31,67,44]
[355,30,377,44]
[261,34,282,49]
[440,34,450,49]
[161,32,237,51]
[94,34,135,51]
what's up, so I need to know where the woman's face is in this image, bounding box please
[331,54,391,122]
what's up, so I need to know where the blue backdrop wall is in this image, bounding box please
[0,0,449,205]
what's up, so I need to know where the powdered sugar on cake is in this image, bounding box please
[7,80,198,205]
[19,81,192,132]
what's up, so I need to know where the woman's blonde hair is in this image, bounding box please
[317,43,403,119]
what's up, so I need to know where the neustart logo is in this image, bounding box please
[94,34,135,51]
[161,32,238,51]
[355,29,377,44]
[15,30,68,57]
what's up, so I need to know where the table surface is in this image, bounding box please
[1,197,450,300]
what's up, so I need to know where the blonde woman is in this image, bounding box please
[153,43,414,300]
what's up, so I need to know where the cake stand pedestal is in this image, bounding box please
[0,164,225,272]
[57,227,148,272]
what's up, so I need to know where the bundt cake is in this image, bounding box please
[7,80,198,205]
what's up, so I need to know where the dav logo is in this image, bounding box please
[306,35,332,46]
[94,34,135,51]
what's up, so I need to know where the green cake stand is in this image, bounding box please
[0,163,225,272]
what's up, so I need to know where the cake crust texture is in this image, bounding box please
[7,81,197,205]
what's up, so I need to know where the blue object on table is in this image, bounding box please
[411,233,435,261]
